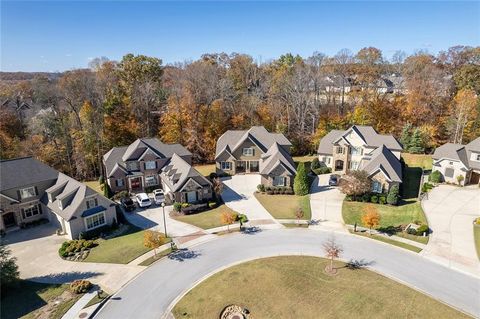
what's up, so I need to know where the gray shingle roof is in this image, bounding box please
[215,126,292,159]
[103,138,192,177]
[432,143,469,167]
[359,145,402,183]
[259,143,296,175]
[0,157,59,191]
[160,154,211,192]
[317,125,402,155]
[466,137,480,170]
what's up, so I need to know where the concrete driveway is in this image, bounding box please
[95,228,480,319]
[4,224,143,292]
[309,174,346,231]
[422,185,480,276]
[221,175,282,228]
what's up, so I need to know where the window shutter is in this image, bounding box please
[34,186,38,196]
[38,204,43,215]
[144,162,147,170]
[94,198,98,207]
[252,148,255,156]
[21,208,25,219]
[115,180,118,187]
[17,190,21,201]
[86,201,90,209]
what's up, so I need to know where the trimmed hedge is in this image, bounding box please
[70,280,92,294]
[312,167,331,175]
[59,239,97,258]
[429,170,442,183]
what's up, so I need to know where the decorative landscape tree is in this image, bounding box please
[339,170,371,196]
[386,184,400,205]
[221,211,237,232]
[294,162,310,196]
[143,230,167,258]
[361,205,380,235]
[400,123,412,150]
[408,128,425,154]
[0,243,19,292]
[212,177,224,202]
[457,175,464,186]
[295,208,304,226]
[323,236,343,274]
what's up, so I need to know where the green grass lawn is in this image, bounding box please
[173,256,466,319]
[1,280,82,319]
[83,291,109,309]
[254,193,311,220]
[83,225,168,264]
[349,230,423,253]
[342,201,426,227]
[293,155,317,172]
[193,164,216,177]
[282,223,309,228]
[83,180,103,195]
[138,247,173,266]
[401,153,432,170]
[474,225,480,261]
[171,204,239,229]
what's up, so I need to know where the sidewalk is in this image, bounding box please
[61,290,98,319]
[345,224,427,249]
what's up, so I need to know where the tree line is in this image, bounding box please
[0,46,479,180]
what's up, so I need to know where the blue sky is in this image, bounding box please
[1,1,479,71]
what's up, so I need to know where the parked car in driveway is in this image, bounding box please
[153,189,165,205]
[328,175,338,186]
[121,197,136,212]
[136,193,152,208]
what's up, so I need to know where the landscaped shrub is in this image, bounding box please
[310,158,321,171]
[257,184,265,192]
[208,201,217,209]
[70,280,92,294]
[407,228,417,235]
[266,190,274,195]
[294,162,310,196]
[378,196,386,205]
[362,193,370,202]
[429,170,442,183]
[345,195,353,201]
[387,185,400,205]
[112,190,129,201]
[209,172,218,180]
[98,175,105,184]
[59,239,97,258]
[416,224,429,236]
[370,195,378,203]
[312,167,332,175]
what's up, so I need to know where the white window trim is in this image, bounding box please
[273,176,286,186]
[221,161,232,170]
[242,148,254,156]
[372,181,382,193]
[116,179,124,187]
[84,212,106,231]
[22,204,41,219]
[20,186,36,199]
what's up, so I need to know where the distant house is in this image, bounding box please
[103,138,213,203]
[215,126,296,187]
[317,125,403,193]
[0,157,116,239]
[432,137,480,185]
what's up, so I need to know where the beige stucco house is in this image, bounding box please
[317,125,403,193]
[215,126,296,187]
[432,137,480,185]
[0,157,117,239]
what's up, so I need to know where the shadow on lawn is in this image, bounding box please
[344,259,375,270]
[241,226,262,235]
[168,249,201,262]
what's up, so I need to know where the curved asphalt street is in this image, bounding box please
[95,228,480,319]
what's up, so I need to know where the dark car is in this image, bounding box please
[328,175,338,186]
[121,197,136,212]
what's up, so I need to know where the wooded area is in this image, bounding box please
[1,46,479,180]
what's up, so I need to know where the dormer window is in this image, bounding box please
[86,198,98,209]
[145,161,157,170]
[350,146,362,156]
[19,186,36,199]
[243,148,254,156]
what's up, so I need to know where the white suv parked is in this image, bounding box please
[153,189,165,205]
[135,193,152,208]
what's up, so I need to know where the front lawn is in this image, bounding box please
[83,225,168,264]
[193,164,216,177]
[293,155,317,172]
[343,201,426,228]
[172,256,466,318]
[138,247,173,266]
[1,280,82,319]
[254,193,311,220]
[401,153,432,170]
[171,204,239,230]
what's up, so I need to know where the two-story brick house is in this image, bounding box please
[432,137,480,185]
[0,157,117,239]
[103,138,213,203]
[215,126,296,187]
[317,125,403,193]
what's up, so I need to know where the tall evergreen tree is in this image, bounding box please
[400,123,412,151]
[293,162,310,196]
[408,128,425,154]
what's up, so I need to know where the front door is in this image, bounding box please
[236,161,246,173]
[249,161,259,173]
[130,177,142,190]
[2,212,16,228]
[186,191,197,203]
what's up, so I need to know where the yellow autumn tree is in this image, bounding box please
[361,205,380,235]
[450,88,478,144]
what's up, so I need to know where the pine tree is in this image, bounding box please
[400,123,412,151]
[387,184,400,205]
[408,128,425,154]
[294,162,310,196]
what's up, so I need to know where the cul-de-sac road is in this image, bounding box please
[94,228,480,319]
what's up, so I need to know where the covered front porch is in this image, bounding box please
[234,160,260,174]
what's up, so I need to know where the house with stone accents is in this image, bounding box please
[0,157,117,239]
[103,138,213,203]
[432,137,480,185]
[215,126,296,187]
[317,125,403,193]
